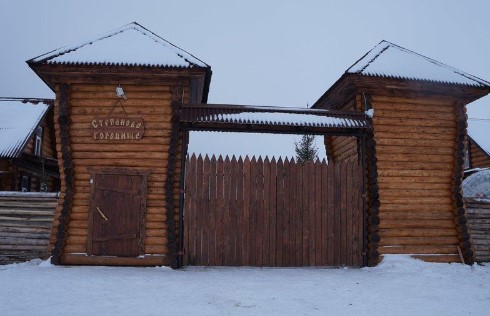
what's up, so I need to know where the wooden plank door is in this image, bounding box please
[88,171,147,257]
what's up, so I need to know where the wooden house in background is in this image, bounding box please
[0,98,59,192]
[314,41,490,264]
[466,120,490,171]
[27,22,211,267]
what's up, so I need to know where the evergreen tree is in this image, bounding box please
[294,134,319,163]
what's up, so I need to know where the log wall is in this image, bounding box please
[465,198,490,262]
[51,83,189,266]
[371,95,462,262]
[0,192,57,264]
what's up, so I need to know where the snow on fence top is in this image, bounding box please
[180,104,369,129]
[0,98,51,158]
[28,22,209,69]
[347,40,490,87]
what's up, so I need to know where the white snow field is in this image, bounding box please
[1,255,489,316]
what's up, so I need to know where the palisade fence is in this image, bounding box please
[184,154,363,267]
[0,192,57,264]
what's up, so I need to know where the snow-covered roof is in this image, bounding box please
[28,22,209,68]
[180,104,369,131]
[347,41,490,87]
[0,98,51,158]
[463,169,490,199]
[468,120,490,156]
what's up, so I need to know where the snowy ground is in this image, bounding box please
[1,255,489,316]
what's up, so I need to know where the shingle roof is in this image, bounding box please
[180,104,370,133]
[0,98,51,158]
[27,22,209,68]
[347,40,490,87]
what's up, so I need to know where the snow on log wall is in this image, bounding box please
[371,95,461,263]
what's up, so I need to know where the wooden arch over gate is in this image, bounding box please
[176,103,374,268]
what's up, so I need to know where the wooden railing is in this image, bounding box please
[0,192,58,264]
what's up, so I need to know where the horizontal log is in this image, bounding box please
[0,226,51,234]
[374,109,455,120]
[380,219,456,229]
[378,182,451,191]
[376,145,454,155]
[146,229,167,237]
[379,236,459,246]
[374,131,455,141]
[63,244,86,253]
[377,169,452,178]
[144,245,166,254]
[373,117,456,128]
[373,125,456,135]
[379,211,454,220]
[410,254,460,263]
[0,237,50,246]
[379,228,457,237]
[371,96,455,106]
[61,254,168,266]
[380,196,453,205]
[70,83,174,92]
[378,176,452,184]
[376,153,454,163]
[377,161,452,171]
[380,245,458,255]
[375,137,455,148]
[72,151,169,160]
[144,236,166,246]
[69,90,172,99]
[378,189,449,198]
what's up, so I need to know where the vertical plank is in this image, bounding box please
[223,156,232,265]
[235,157,244,266]
[333,161,341,266]
[269,157,277,267]
[184,155,196,265]
[208,155,217,265]
[314,159,322,266]
[242,156,251,265]
[262,157,271,266]
[356,161,363,267]
[321,159,329,265]
[294,158,303,266]
[340,159,348,266]
[202,155,211,265]
[306,161,315,266]
[327,162,335,266]
[215,156,224,265]
[195,154,204,264]
[248,156,257,266]
[345,159,353,266]
[255,157,264,266]
[229,156,238,266]
[282,158,291,266]
[301,160,309,266]
[275,158,284,267]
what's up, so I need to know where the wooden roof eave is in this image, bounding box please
[27,62,212,102]
[313,73,490,110]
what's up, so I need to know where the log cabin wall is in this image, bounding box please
[369,94,464,263]
[324,100,359,162]
[469,139,490,169]
[49,82,189,266]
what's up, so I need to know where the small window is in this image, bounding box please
[34,126,43,156]
[21,175,30,192]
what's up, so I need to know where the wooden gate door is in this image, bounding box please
[87,170,148,257]
[184,155,364,267]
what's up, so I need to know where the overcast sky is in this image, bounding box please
[1,1,488,158]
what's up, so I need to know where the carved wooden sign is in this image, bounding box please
[91,116,145,141]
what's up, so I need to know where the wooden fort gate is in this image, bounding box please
[179,104,371,267]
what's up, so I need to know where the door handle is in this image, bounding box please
[96,207,109,221]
